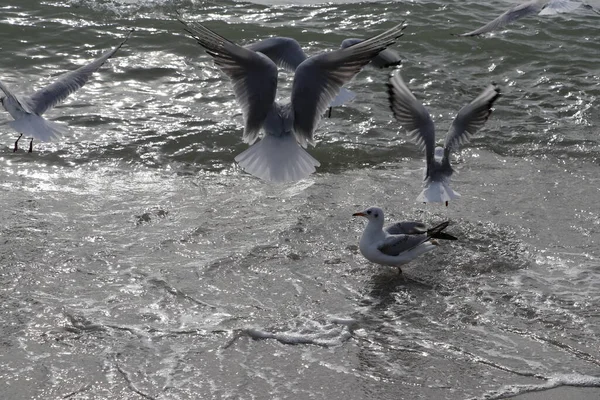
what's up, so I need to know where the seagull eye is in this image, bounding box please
[367,210,371,215]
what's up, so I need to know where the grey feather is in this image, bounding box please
[26,30,132,115]
[244,37,307,72]
[442,84,500,167]
[387,69,436,178]
[179,19,279,145]
[378,233,430,257]
[384,221,427,235]
[340,38,402,68]
[292,22,406,147]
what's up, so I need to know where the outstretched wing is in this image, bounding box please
[459,0,543,37]
[442,84,500,168]
[291,22,406,147]
[0,80,34,114]
[378,233,429,257]
[387,69,436,178]
[244,37,307,72]
[384,221,427,235]
[340,38,402,68]
[26,30,132,115]
[179,19,278,145]
[539,0,583,15]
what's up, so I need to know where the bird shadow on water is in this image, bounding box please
[363,269,437,310]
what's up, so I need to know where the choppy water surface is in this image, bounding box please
[1,1,599,399]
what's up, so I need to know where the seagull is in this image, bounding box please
[353,206,457,273]
[178,17,406,183]
[0,30,132,152]
[387,69,500,206]
[459,0,599,37]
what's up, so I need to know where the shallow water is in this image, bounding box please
[1,1,599,399]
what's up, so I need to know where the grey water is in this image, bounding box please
[0,0,599,399]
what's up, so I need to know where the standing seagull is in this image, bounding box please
[459,0,599,37]
[0,30,132,152]
[353,206,457,273]
[387,70,500,206]
[178,17,406,183]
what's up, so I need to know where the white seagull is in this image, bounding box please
[178,17,406,183]
[387,70,500,206]
[353,206,457,273]
[459,0,599,37]
[0,30,132,152]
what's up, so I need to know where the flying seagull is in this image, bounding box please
[459,0,599,37]
[387,69,500,206]
[0,30,132,152]
[353,206,457,274]
[179,17,406,183]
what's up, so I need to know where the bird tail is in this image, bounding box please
[329,87,356,107]
[8,114,69,142]
[427,221,458,241]
[416,181,461,204]
[234,133,321,183]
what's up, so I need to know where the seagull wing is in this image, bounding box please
[0,80,34,114]
[341,38,401,68]
[378,233,429,257]
[442,84,500,168]
[539,0,583,14]
[387,69,436,179]
[244,37,307,72]
[291,22,406,147]
[26,30,132,115]
[179,19,278,145]
[384,221,427,235]
[459,0,544,37]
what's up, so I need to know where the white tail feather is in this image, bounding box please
[8,115,69,142]
[416,181,461,204]
[329,87,356,107]
[235,134,321,183]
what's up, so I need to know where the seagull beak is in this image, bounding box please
[352,212,366,217]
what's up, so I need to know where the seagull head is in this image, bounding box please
[352,206,384,223]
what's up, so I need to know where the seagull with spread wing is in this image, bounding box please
[459,0,599,37]
[387,70,500,206]
[178,17,406,183]
[353,206,457,273]
[0,30,132,152]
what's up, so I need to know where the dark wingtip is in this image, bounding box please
[432,232,458,241]
[427,221,458,240]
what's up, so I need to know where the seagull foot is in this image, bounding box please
[28,138,33,153]
[14,134,23,152]
[327,107,332,118]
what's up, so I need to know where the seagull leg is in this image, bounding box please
[327,107,332,118]
[445,201,448,207]
[14,134,23,152]
[28,138,33,153]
